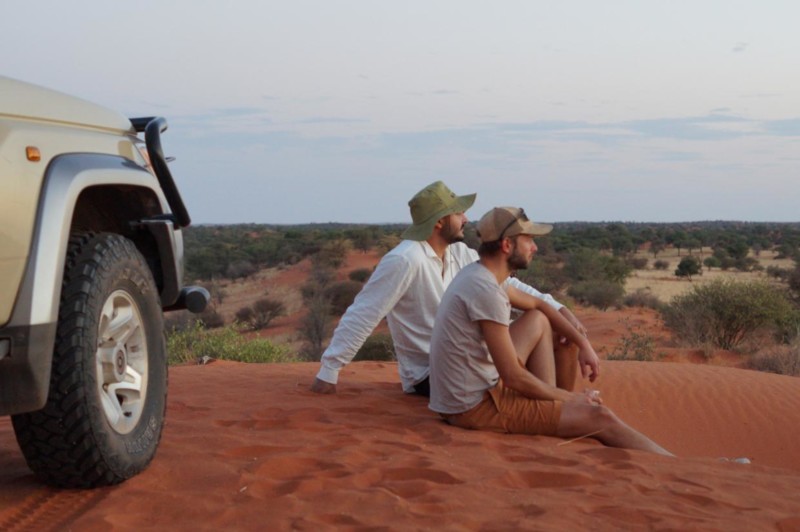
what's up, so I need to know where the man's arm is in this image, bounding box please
[312,252,415,393]
[506,285,600,382]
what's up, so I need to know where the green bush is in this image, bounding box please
[167,322,294,364]
[623,289,664,311]
[567,280,624,310]
[348,268,372,283]
[626,257,649,270]
[354,333,396,361]
[653,259,670,271]
[661,279,796,350]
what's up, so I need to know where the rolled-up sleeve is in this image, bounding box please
[505,277,563,311]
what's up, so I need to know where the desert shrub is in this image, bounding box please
[235,306,254,323]
[300,295,332,361]
[567,280,624,310]
[226,260,257,280]
[198,308,226,329]
[766,265,791,280]
[653,259,670,271]
[354,333,396,361]
[517,257,568,295]
[746,340,800,376]
[606,319,660,361]
[348,268,372,283]
[626,257,649,270]
[661,279,796,350]
[301,266,335,301]
[236,297,286,330]
[623,289,664,311]
[167,322,293,365]
[164,310,195,333]
[718,257,736,271]
[325,281,363,315]
[252,298,286,329]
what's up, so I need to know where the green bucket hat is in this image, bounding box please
[401,181,476,241]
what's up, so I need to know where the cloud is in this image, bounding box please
[298,116,370,124]
[762,119,800,136]
[732,42,749,53]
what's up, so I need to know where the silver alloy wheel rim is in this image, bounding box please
[96,289,148,435]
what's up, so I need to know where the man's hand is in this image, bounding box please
[311,378,337,394]
[570,389,603,406]
[577,345,601,383]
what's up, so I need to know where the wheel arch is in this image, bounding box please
[0,153,178,415]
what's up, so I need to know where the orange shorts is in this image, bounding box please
[442,379,562,436]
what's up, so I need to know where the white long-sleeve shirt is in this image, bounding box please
[315,240,562,392]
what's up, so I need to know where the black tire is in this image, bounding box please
[11,232,167,488]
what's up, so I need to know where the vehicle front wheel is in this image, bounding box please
[12,232,167,488]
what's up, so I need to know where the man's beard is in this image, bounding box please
[507,242,531,270]
[442,218,465,244]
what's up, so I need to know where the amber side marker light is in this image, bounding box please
[26,146,41,162]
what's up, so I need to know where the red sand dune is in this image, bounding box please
[1,360,799,530]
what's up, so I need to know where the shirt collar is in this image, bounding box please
[419,240,450,262]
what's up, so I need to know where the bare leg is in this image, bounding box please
[510,310,556,386]
[554,341,578,392]
[557,401,673,456]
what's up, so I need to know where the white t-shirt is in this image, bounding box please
[429,262,510,414]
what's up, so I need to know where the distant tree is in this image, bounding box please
[703,256,721,272]
[684,238,702,256]
[650,239,666,258]
[675,256,702,280]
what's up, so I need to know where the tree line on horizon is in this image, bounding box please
[173,220,800,375]
[183,220,800,283]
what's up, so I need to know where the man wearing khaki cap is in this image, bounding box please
[428,207,672,455]
[312,182,584,396]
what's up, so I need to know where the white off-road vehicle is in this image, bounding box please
[0,77,208,487]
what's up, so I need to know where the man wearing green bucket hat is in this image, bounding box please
[311,181,586,396]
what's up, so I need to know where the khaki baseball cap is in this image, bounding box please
[476,207,553,243]
[401,181,476,241]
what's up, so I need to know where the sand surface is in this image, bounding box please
[1,360,800,531]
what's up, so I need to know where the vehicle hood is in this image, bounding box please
[0,76,133,132]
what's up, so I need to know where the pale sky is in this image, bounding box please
[3,1,799,224]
